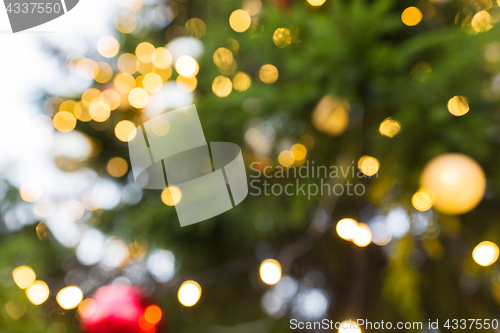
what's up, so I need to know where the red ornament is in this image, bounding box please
[81,284,163,333]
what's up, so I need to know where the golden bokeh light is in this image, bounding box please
[13,266,36,289]
[136,42,157,63]
[143,73,163,93]
[117,53,139,74]
[291,143,307,161]
[82,88,101,103]
[176,75,198,92]
[77,299,97,319]
[307,0,327,6]
[115,120,137,142]
[102,90,121,110]
[213,47,234,69]
[473,241,499,267]
[233,72,251,92]
[97,36,120,58]
[472,10,493,33]
[299,134,315,150]
[178,281,202,307]
[76,58,98,80]
[352,223,372,247]
[94,62,113,84]
[402,6,423,26]
[229,9,252,33]
[56,286,83,310]
[89,101,111,122]
[114,73,136,94]
[20,182,42,202]
[336,218,358,241]
[420,153,486,215]
[34,197,57,218]
[59,100,77,113]
[153,47,173,69]
[26,281,50,305]
[358,156,380,176]
[258,64,279,84]
[5,301,25,320]
[128,88,150,109]
[185,18,207,38]
[115,11,137,33]
[161,186,182,206]
[278,150,295,167]
[53,111,77,132]
[107,157,129,178]
[312,95,350,136]
[144,305,162,325]
[175,55,199,78]
[379,117,401,137]
[243,0,262,16]
[273,28,292,48]
[339,320,362,333]
[212,76,232,97]
[447,96,469,116]
[259,259,282,285]
[412,188,435,211]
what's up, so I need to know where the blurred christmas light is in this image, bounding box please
[243,0,262,16]
[77,299,97,319]
[178,281,202,307]
[89,101,111,122]
[473,241,499,267]
[117,53,139,74]
[12,266,36,289]
[94,62,113,84]
[53,111,77,132]
[260,259,282,285]
[259,64,279,84]
[82,88,102,103]
[358,156,379,176]
[107,157,129,178]
[5,301,25,320]
[379,117,401,137]
[56,286,83,310]
[472,11,492,33]
[420,153,486,215]
[213,47,234,69]
[102,90,121,110]
[143,305,162,325]
[212,76,233,97]
[97,36,120,58]
[307,0,327,6]
[412,188,435,211]
[175,55,199,78]
[136,42,157,63]
[229,9,251,33]
[20,182,42,202]
[273,28,292,48]
[312,95,349,136]
[402,7,423,26]
[161,186,182,206]
[142,73,163,93]
[185,18,207,38]
[369,220,392,246]
[26,281,50,305]
[76,58,98,80]
[352,223,372,247]
[291,143,307,161]
[148,249,176,283]
[150,118,170,137]
[278,150,295,167]
[233,71,251,91]
[177,75,198,92]
[34,197,57,218]
[336,218,358,241]
[339,320,362,333]
[36,222,50,240]
[128,88,150,109]
[115,11,137,34]
[114,73,136,94]
[62,200,85,222]
[115,120,137,142]
[153,47,173,69]
[447,96,469,116]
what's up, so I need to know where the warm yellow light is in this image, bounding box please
[115,11,137,34]
[20,182,42,202]
[447,96,469,116]
[402,7,423,26]
[59,100,77,113]
[143,73,163,93]
[213,47,234,69]
[353,223,372,247]
[307,0,327,6]
[233,72,251,92]
[229,9,252,33]
[115,120,137,142]
[290,144,307,161]
[312,95,350,136]
[379,118,401,137]
[358,156,380,176]
[420,153,486,215]
[144,305,162,324]
[472,10,493,33]
[76,58,98,80]
[473,241,499,267]
[339,320,362,333]
[258,64,279,84]
[259,259,282,285]
[114,73,136,94]
[273,28,292,48]
[89,101,111,122]
[243,0,262,16]
[175,55,199,78]
[178,281,202,307]
[5,301,25,320]
[56,286,83,310]
[107,157,129,178]
[212,76,232,97]
[128,88,150,109]
[336,218,358,241]
[82,88,102,103]
[176,75,198,92]
[153,47,172,69]
[53,111,77,132]
[102,90,121,110]
[26,281,50,305]
[12,266,36,289]
[161,186,182,206]
[278,150,295,167]
[77,299,97,318]
[412,188,435,211]
[94,62,113,84]
[185,18,207,38]
[136,42,157,63]
[117,53,139,74]
[97,36,120,58]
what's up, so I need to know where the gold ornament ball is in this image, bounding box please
[420,153,486,215]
